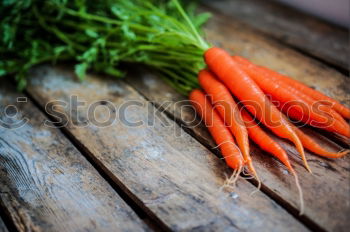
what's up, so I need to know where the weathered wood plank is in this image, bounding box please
[26,66,308,232]
[202,0,349,69]
[0,82,148,232]
[125,65,349,232]
[125,7,350,230]
[0,217,8,232]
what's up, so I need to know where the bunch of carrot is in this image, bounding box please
[189,47,350,213]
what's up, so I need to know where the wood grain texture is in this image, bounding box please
[0,218,8,232]
[0,82,148,232]
[26,66,308,232]
[125,66,350,232]
[202,0,349,69]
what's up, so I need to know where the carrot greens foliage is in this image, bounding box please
[0,0,210,94]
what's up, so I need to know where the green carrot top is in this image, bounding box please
[0,0,211,94]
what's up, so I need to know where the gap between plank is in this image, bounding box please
[0,199,19,232]
[22,89,169,232]
[125,80,327,232]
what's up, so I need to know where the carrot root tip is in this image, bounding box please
[292,170,305,216]
[247,165,262,196]
[220,166,242,192]
[292,133,313,173]
[338,149,350,157]
[305,163,312,173]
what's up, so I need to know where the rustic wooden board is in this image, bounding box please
[202,0,349,69]
[125,68,350,232]
[26,66,308,232]
[126,6,350,225]
[125,61,349,232]
[0,82,148,232]
[0,218,8,232]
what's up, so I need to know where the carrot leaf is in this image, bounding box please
[0,0,211,94]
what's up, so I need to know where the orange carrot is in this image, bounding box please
[263,66,350,119]
[189,89,244,171]
[276,100,349,137]
[294,127,349,158]
[269,98,349,157]
[240,109,292,170]
[204,47,311,172]
[239,58,350,119]
[241,109,304,214]
[198,69,258,179]
[233,56,349,126]
[232,56,350,138]
[276,100,332,127]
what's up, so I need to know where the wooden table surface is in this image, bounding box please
[0,1,349,231]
